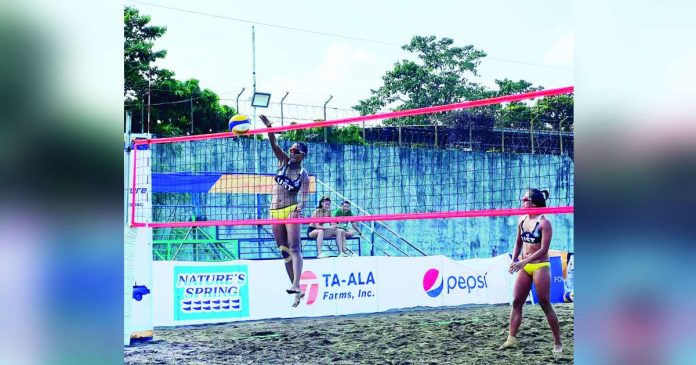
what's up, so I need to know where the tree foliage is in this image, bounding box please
[282,122,366,145]
[147,78,235,135]
[444,110,496,131]
[124,6,235,136]
[532,94,574,131]
[354,36,487,126]
[354,37,573,132]
[124,6,167,101]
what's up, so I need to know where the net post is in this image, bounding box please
[469,124,473,150]
[124,112,131,226]
[434,125,438,147]
[501,128,505,152]
[370,221,375,256]
[130,141,138,225]
[530,114,536,154]
[559,117,566,155]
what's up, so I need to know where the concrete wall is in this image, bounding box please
[152,139,574,259]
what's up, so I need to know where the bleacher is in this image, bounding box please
[216,225,362,260]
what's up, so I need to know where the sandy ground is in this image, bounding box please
[125,303,574,364]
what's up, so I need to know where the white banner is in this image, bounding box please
[129,227,153,337]
[152,255,513,327]
[124,134,153,342]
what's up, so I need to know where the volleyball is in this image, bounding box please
[229,114,251,135]
[563,291,574,303]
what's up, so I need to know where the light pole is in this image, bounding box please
[280,91,289,126]
[236,88,245,114]
[323,95,333,143]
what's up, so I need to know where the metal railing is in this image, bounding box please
[315,178,427,257]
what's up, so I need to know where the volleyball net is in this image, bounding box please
[130,87,574,228]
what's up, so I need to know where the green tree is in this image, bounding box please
[351,35,574,139]
[491,79,573,132]
[492,79,544,130]
[492,78,542,97]
[148,78,235,136]
[532,94,574,132]
[444,109,496,130]
[281,122,365,145]
[332,125,366,145]
[124,6,235,136]
[354,35,487,126]
[124,6,167,102]
[497,102,533,129]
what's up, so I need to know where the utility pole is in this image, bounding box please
[252,26,257,129]
[251,26,262,237]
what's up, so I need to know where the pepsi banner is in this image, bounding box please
[377,255,512,311]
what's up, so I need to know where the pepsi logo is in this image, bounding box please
[423,268,444,297]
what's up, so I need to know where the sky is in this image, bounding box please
[125,0,573,123]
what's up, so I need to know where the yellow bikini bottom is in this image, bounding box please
[270,204,297,219]
[523,261,550,276]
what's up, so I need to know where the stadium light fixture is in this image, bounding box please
[251,92,271,108]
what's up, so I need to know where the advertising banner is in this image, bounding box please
[152,254,515,327]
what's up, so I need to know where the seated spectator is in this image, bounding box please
[333,200,363,257]
[307,196,337,258]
